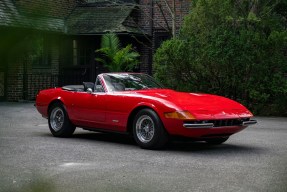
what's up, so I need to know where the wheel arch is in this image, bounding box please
[126,104,164,134]
[47,99,65,115]
[47,98,76,137]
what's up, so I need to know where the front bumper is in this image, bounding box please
[183,119,257,129]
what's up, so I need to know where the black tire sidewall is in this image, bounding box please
[133,109,168,149]
[48,103,75,137]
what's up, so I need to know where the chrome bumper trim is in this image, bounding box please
[183,123,214,129]
[183,119,257,129]
[242,120,257,126]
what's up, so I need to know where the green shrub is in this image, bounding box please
[154,0,287,116]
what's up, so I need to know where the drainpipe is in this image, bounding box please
[149,0,154,75]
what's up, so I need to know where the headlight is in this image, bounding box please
[164,111,196,120]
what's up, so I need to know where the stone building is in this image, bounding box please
[0,0,191,101]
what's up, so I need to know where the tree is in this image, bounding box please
[154,0,177,37]
[154,0,287,115]
[96,33,140,72]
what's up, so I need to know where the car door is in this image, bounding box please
[72,92,106,122]
[104,92,143,132]
[72,92,106,127]
[71,79,107,128]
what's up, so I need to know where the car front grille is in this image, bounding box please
[184,118,250,128]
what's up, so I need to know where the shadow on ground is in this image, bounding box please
[38,131,266,155]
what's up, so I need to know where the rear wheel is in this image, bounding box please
[205,137,229,145]
[48,103,75,137]
[133,109,168,149]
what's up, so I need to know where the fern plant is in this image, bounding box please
[96,33,139,72]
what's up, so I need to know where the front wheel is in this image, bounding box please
[133,109,168,149]
[48,103,76,137]
[205,137,229,145]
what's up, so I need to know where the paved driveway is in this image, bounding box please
[0,102,286,192]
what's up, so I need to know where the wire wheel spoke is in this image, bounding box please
[50,107,64,132]
[136,115,155,143]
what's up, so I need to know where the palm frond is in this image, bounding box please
[95,33,140,72]
[101,33,120,57]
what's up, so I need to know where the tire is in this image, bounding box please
[48,103,76,137]
[133,109,168,149]
[205,137,229,145]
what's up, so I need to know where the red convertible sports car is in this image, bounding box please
[35,73,257,149]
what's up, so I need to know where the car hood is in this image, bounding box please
[133,89,252,119]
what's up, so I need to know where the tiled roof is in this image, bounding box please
[83,0,137,6]
[0,0,65,32]
[0,0,22,27]
[14,0,78,19]
[0,0,143,35]
[66,5,142,35]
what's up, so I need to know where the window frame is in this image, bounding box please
[31,34,52,69]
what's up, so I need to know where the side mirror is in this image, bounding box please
[87,88,93,93]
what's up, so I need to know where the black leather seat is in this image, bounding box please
[83,82,95,92]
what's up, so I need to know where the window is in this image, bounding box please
[72,39,91,66]
[73,40,77,66]
[31,35,51,68]
[102,73,163,92]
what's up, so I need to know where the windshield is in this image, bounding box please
[102,73,164,92]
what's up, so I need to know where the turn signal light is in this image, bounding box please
[164,111,196,120]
